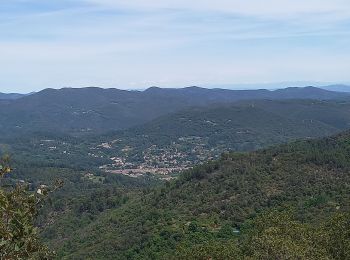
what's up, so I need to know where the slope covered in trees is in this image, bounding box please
[40,131,350,259]
[0,157,55,259]
[0,86,348,137]
[78,99,350,174]
[3,99,350,180]
[2,89,350,258]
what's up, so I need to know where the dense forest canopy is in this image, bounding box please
[36,131,350,259]
[3,99,350,180]
[0,86,348,138]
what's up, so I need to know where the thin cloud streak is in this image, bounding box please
[0,0,350,92]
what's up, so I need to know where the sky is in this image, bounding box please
[1,0,350,93]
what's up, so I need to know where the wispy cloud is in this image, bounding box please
[0,0,350,92]
[83,0,350,19]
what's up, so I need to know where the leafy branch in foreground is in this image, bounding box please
[0,156,62,259]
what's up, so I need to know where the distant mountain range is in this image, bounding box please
[319,84,350,92]
[0,86,349,138]
[114,98,350,144]
[0,92,26,100]
[202,83,350,92]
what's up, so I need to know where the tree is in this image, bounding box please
[242,210,330,260]
[0,156,57,259]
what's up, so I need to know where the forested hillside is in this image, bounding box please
[0,86,347,137]
[75,99,350,177]
[4,99,350,180]
[2,88,350,259]
[40,131,350,259]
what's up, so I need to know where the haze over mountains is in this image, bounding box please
[320,84,350,92]
[0,92,26,100]
[0,86,349,138]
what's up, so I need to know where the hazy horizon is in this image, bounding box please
[1,81,350,94]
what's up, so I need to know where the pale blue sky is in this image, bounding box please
[1,0,350,93]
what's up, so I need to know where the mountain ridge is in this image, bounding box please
[0,86,348,138]
[0,92,26,100]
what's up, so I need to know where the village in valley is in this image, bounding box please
[94,136,221,179]
[26,135,224,179]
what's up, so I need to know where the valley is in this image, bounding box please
[4,97,350,180]
[40,129,350,259]
[2,86,350,259]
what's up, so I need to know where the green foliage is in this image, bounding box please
[4,99,350,178]
[3,95,350,258]
[40,131,350,259]
[242,210,328,259]
[324,212,350,259]
[0,157,54,259]
[174,240,241,260]
[173,210,350,260]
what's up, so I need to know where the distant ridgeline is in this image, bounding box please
[39,130,350,259]
[0,86,349,138]
[0,92,26,100]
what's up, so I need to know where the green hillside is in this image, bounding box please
[82,100,350,177]
[2,95,350,259]
[0,86,347,137]
[4,99,350,181]
[41,131,350,259]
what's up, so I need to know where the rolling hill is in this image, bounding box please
[319,84,350,92]
[2,87,350,259]
[4,99,350,177]
[77,99,350,175]
[41,130,350,259]
[0,86,348,138]
[0,92,26,100]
